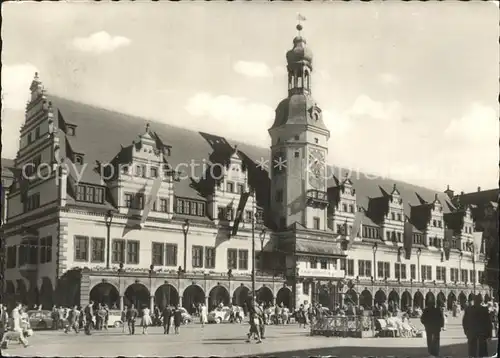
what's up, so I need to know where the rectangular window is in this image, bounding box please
[190,202,197,216]
[94,188,104,204]
[159,198,168,213]
[410,264,416,280]
[124,193,133,208]
[40,237,47,264]
[349,205,354,213]
[461,269,468,283]
[313,217,320,230]
[136,194,145,210]
[226,208,234,221]
[218,206,225,220]
[320,260,327,270]
[205,247,216,269]
[469,270,475,283]
[177,199,184,214]
[165,244,177,266]
[397,213,402,221]
[226,182,234,193]
[91,237,105,262]
[196,202,205,216]
[395,263,406,280]
[151,167,158,178]
[401,264,406,279]
[238,249,249,270]
[342,204,347,212]
[74,236,89,261]
[135,165,142,177]
[386,231,391,241]
[384,262,390,278]
[112,239,125,264]
[427,266,432,281]
[35,127,40,139]
[28,238,37,264]
[76,186,85,201]
[152,242,164,266]
[245,210,253,223]
[192,245,203,268]
[303,282,309,295]
[276,190,283,203]
[397,232,402,242]
[237,184,245,194]
[227,249,238,269]
[310,258,317,269]
[347,259,354,276]
[85,186,94,202]
[126,241,139,264]
[391,212,395,220]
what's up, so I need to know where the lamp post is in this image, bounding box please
[118,262,124,310]
[105,210,114,270]
[182,219,190,273]
[259,229,266,273]
[416,248,421,283]
[149,264,155,311]
[372,243,378,281]
[251,210,256,302]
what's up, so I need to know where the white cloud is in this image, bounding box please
[71,31,131,54]
[444,102,499,143]
[347,94,403,123]
[233,61,274,78]
[185,92,274,145]
[1,63,39,110]
[378,73,400,85]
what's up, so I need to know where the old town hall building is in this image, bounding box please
[1,25,495,313]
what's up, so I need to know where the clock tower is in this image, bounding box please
[268,23,330,230]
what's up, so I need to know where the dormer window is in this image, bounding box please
[35,127,40,139]
[227,182,234,193]
[74,155,84,165]
[122,165,129,175]
[66,125,76,136]
[135,165,142,177]
[27,133,33,144]
[151,167,158,178]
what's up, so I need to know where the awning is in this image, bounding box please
[295,240,345,257]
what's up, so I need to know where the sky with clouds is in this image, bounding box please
[2,1,498,192]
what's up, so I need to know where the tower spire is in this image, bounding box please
[297,13,306,35]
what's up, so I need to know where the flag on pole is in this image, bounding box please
[140,174,163,228]
[472,232,483,261]
[231,190,252,237]
[347,211,363,250]
[403,216,413,260]
[443,228,452,261]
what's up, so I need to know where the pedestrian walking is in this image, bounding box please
[200,303,208,327]
[120,308,127,333]
[420,297,444,358]
[173,305,182,334]
[162,305,173,334]
[463,294,493,358]
[0,302,29,349]
[246,301,262,343]
[141,306,152,334]
[64,305,80,334]
[126,304,138,335]
[84,301,94,335]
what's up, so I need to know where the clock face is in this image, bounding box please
[308,148,325,190]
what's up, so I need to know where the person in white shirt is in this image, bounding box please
[1,302,29,349]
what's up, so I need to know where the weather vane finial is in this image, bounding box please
[296,13,306,34]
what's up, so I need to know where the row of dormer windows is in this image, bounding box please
[388,212,403,222]
[175,198,205,217]
[76,185,105,204]
[363,225,381,239]
[217,206,253,223]
[413,233,424,245]
[429,237,443,248]
[216,181,245,194]
[386,231,403,242]
[431,219,443,228]
[340,203,355,213]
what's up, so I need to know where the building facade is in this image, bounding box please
[1,25,494,313]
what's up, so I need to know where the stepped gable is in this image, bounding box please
[31,96,454,219]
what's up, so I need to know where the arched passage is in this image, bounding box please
[476,293,483,303]
[276,287,292,308]
[154,284,179,309]
[458,292,467,308]
[468,293,475,303]
[401,291,412,310]
[437,292,446,308]
[40,277,54,310]
[183,284,205,312]
[388,290,399,306]
[447,292,456,311]
[484,293,491,303]
[16,280,28,305]
[318,284,333,309]
[90,282,119,308]
[232,285,250,306]
[5,281,16,309]
[359,289,372,309]
[374,290,386,305]
[425,291,436,307]
[124,283,150,309]
[414,291,424,309]
[208,285,230,310]
[256,286,273,305]
[345,289,358,306]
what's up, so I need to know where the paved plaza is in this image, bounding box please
[2,317,498,357]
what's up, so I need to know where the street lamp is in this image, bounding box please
[105,210,114,269]
[118,262,124,310]
[149,264,155,311]
[416,248,421,283]
[372,243,378,281]
[259,229,266,273]
[182,219,190,273]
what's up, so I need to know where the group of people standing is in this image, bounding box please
[420,294,496,358]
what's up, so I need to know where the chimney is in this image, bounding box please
[477,186,481,192]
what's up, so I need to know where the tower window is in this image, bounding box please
[294,135,299,140]
[75,155,83,165]
[313,217,320,230]
[294,151,300,158]
[314,138,319,144]
[275,190,283,203]
[35,127,40,139]
[27,133,33,144]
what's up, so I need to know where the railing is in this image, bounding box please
[310,315,375,338]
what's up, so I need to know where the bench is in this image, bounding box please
[376,319,398,337]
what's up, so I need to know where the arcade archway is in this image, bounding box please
[318,284,333,309]
[90,282,120,308]
[256,286,273,305]
[484,294,491,303]
[183,284,205,312]
[359,289,372,309]
[458,292,467,308]
[447,292,457,311]
[276,287,292,308]
[374,290,386,305]
[16,280,28,305]
[40,277,54,310]
[154,284,179,309]
[124,283,150,309]
[208,285,230,310]
[232,285,250,306]
[414,291,424,309]
[388,290,399,306]
[468,293,475,302]
[401,291,412,310]
[345,289,358,306]
[425,291,436,307]
[476,293,483,303]
[437,292,446,308]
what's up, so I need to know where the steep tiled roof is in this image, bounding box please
[454,189,498,208]
[9,95,457,221]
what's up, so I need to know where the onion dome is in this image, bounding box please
[286,25,313,67]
